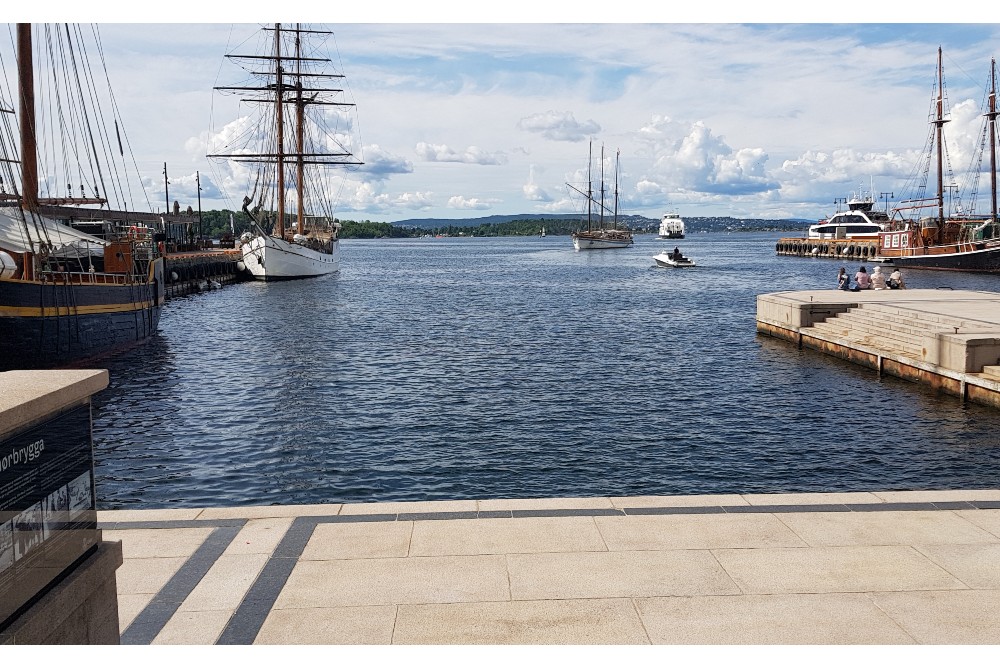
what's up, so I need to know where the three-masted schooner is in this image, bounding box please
[569,142,633,250]
[0,24,166,370]
[210,24,363,280]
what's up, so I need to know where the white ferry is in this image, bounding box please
[658,213,685,239]
[808,190,890,240]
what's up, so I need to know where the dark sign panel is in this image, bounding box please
[0,404,98,630]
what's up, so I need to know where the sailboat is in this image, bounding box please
[209,24,363,280]
[569,143,634,250]
[0,24,165,371]
[877,49,1000,272]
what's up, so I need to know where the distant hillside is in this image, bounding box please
[392,214,811,234]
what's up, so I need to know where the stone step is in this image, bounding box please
[807,321,923,359]
[831,312,934,339]
[982,365,1000,381]
[827,314,926,348]
[849,309,954,333]
[858,303,977,330]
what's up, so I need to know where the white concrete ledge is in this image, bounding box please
[0,369,108,439]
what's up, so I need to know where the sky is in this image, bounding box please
[6,4,1000,223]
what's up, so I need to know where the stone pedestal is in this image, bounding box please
[0,369,121,644]
[0,540,122,644]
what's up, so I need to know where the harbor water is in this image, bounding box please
[92,232,1000,509]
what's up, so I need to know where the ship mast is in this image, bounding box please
[209,25,361,231]
[17,23,38,212]
[613,149,620,230]
[933,46,949,238]
[599,144,605,229]
[294,24,306,236]
[274,24,286,238]
[587,140,592,231]
[989,58,998,223]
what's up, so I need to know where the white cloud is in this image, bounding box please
[357,144,413,179]
[415,142,507,165]
[447,195,501,210]
[517,111,601,142]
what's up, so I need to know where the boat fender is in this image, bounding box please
[236,261,246,272]
[0,251,17,280]
[170,271,179,282]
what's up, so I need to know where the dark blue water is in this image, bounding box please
[91,232,1000,509]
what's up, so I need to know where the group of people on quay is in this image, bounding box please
[837,265,905,291]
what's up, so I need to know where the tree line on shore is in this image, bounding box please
[191,210,807,240]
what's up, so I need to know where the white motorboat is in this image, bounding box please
[653,251,695,267]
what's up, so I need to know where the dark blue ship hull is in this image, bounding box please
[0,260,164,370]
[889,244,1000,272]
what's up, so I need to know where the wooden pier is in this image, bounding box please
[756,289,1000,408]
[775,236,881,260]
[163,249,248,298]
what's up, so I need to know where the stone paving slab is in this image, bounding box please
[595,514,807,551]
[712,545,968,594]
[634,593,916,644]
[100,489,1000,645]
[392,599,649,644]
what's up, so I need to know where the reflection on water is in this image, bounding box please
[91,233,1000,508]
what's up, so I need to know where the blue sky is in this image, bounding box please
[6,5,1000,222]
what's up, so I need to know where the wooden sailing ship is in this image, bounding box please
[209,23,363,280]
[877,49,1000,272]
[0,24,165,371]
[569,143,633,250]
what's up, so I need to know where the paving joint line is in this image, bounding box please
[99,500,1000,532]
[119,522,245,645]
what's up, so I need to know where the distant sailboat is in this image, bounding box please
[569,142,633,250]
[209,23,363,280]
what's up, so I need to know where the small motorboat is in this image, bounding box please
[653,251,695,267]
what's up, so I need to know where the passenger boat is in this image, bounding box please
[808,187,891,240]
[876,50,1000,272]
[653,250,695,267]
[0,24,165,371]
[658,213,685,239]
[209,23,362,280]
[570,143,634,250]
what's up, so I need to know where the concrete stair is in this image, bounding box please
[804,302,971,361]
[981,366,1000,382]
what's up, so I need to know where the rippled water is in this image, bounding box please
[91,232,1000,509]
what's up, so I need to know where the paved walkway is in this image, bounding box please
[98,489,1000,644]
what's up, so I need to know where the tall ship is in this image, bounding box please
[569,142,633,250]
[877,49,1000,272]
[209,24,363,281]
[0,24,165,371]
[658,213,685,239]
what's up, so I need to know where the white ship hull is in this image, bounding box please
[658,213,685,239]
[240,234,339,280]
[572,232,633,250]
